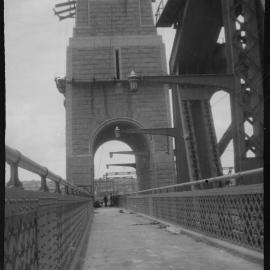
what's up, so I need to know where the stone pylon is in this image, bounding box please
[60,0,176,191]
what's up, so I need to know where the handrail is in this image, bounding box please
[5,145,90,197]
[124,168,263,195]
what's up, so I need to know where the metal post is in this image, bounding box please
[55,182,61,194]
[39,168,49,192]
[6,150,23,188]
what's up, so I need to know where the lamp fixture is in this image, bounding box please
[114,126,121,139]
[128,70,140,92]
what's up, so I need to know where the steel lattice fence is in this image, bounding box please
[5,213,38,270]
[119,184,263,252]
[5,190,93,270]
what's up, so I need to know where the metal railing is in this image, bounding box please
[5,145,93,270]
[123,168,263,195]
[117,168,263,252]
[5,145,89,196]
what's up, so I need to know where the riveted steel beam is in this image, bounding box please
[222,0,264,171]
[55,1,76,8]
[56,74,235,94]
[53,6,76,16]
[141,74,235,91]
[59,12,76,21]
[116,127,183,138]
[109,151,148,158]
[106,163,137,169]
[217,124,233,156]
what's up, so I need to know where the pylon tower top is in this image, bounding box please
[74,0,156,37]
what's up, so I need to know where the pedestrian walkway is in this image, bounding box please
[79,208,262,270]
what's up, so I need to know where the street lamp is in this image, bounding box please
[128,70,140,92]
[114,126,121,139]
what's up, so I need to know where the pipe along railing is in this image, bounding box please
[5,145,93,270]
[5,145,89,196]
[117,168,263,252]
[124,168,263,195]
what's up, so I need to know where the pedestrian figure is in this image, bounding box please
[110,193,113,206]
[104,195,108,207]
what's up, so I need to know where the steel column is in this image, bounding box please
[221,0,264,172]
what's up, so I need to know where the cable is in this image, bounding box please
[211,93,229,107]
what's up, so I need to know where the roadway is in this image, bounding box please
[78,207,262,270]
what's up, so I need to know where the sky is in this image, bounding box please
[5,0,233,182]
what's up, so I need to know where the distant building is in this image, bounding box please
[21,180,57,192]
[94,176,137,199]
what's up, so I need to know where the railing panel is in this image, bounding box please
[5,189,93,270]
[118,183,263,252]
[5,145,94,270]
[37,196,59,270]
[5,208,38,270]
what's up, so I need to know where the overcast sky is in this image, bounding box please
[5,0,233,182]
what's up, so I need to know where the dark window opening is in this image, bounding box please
[115,49,120,80]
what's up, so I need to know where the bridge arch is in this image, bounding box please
[91,118,153,190]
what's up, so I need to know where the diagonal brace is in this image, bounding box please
[217,124,233,156]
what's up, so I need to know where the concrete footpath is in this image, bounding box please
[79,208,263,270]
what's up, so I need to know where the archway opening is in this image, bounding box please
[94,140,138,203]
[92,120,152,193]
[94,140,136,179]
[210,90,234,174]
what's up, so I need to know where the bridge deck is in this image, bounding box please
[79,208,262,270]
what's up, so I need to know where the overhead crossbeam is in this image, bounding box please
[59,12,76,21]
[55,1,76,7]
[53,1,77,21]
[109,151,148,158]
[55,73,235,95]
[105,171,136,177]
[121,128,177,137]
[140,74,235,92]
[115,126,189,140]
[61,74,235,92]
[54,6,76,16]
[106,163,137,169]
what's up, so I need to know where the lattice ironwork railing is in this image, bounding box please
[5,145,94,270]
[5,192,93,270]
[117,169,263,252]
[5,211,38,270]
